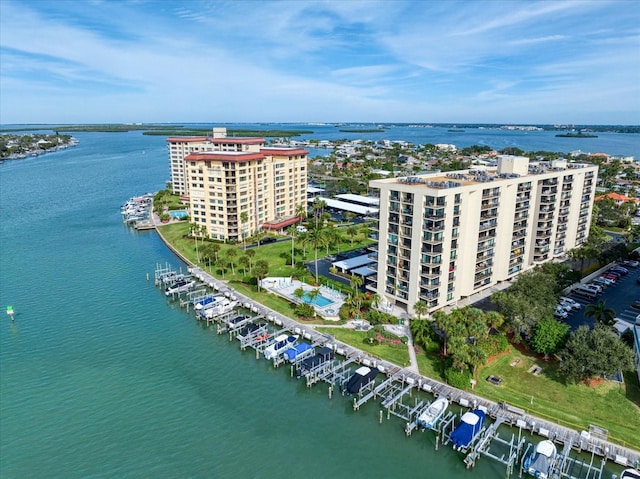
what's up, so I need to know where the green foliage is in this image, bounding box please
[294,303,315,318]
[531,318,569,357]
[477,335,509,358]
[491,270,556,342]
[559,325,635,383]
[365,309,396,325]
[444,366,472,390]
[584,300,616,326]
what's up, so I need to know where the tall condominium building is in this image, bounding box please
[167,128,308,241]
[369,156,598,314]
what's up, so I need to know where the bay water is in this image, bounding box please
[1,127,636,478]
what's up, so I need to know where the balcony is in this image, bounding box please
[479,220,497,231]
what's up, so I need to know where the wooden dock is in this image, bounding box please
[155,264,640,470]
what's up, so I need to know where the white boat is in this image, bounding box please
[194,295,225,310]
[416,397,449,429]
[621,469,640,479]
[264,334,299,360]
[203,299,237,319]
[524,439,557,479]
[165,279,195,296]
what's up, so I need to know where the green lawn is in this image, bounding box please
[316,327,410,367]
[473,348,640,449]
[157,221,374,284]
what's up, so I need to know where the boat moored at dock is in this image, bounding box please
[416,397,449,430]
[621,468,640,479]
[296,347,334,378]
[450,409,486,451]
[264,334,299,360]
[523,439,557,479]
[165,279,195,296]
[283,342,313,363]
[345,366,379,395]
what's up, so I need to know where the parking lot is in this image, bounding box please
[564,264,640,330]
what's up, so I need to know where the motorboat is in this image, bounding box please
[203,299,237,319]
[264,334,299,360]
[237,322,267,339]
[226,314,252,329]
[450,409,486,450]
[283,342,314,362]
[621,468,640,479]
[296,347,334,377]
[194,295,224,310]
[416,397,449,430]
[524,439,557,478]
[165,279,195,296]
[345,366,379,394]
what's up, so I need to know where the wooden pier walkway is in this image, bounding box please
[164,265,640,469]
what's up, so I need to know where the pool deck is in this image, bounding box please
[260,277,345,319]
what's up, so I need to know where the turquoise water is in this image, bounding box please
[0,128,634,478]
[302,293,334,307]
[169,210,189,219]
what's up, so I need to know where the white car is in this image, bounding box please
[596,276,615,286]
[560,297,581,310]
[557,301,572,312]
[554,306,568,320]
[623,260,639,268]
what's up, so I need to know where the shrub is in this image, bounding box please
[477,335,509,358]
[444,367,472,390]
[295,303,315,318]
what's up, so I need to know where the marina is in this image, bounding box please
[153,262,640,478]
[2,126,640,478]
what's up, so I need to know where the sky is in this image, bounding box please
[1,0,639,125]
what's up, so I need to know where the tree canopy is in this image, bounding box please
[558,325,634,383]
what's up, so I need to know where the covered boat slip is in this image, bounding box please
[154,263,640,475]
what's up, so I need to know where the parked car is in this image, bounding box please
[557,301,572,312]
[623,260,639,268]
[559,297,581,310]
[610,266,629,275]
[554,306,568,320]
[259,237,277,245]
[596,276,615,286]
[591,278,610,288]
[599,274,617,283]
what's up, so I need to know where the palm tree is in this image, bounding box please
[245,249,255,273]
[295,202,307,221]
[311,197,327,229]
[293,286,305,303]
[240,211,249,250]
[324,224,340,255]
[467,346,487,378]
[484,311,504,332]
[349,274,363,292]
[585,299,616,326]
[201,242,215,268]
[301,226,328,285]
[287,225,297,268]
[253,228,266,247]
[467,318,488,345]
[413,300,429,321]
[307,288,321,305]
[254,260,269,291]
[226,247,238,275]
[346,226,358,246]
[238,255,250,276]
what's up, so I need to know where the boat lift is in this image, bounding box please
[463,417,526,477]
[536,442,607,479]
[441,408,488,455]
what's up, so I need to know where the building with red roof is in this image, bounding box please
[167,127,308,242]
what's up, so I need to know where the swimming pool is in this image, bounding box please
[169,210,189,219]
[302,293,334,307]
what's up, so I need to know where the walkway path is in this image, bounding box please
[153,224,640,467]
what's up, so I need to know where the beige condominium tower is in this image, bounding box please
[369,155,598,315]
[167,128,308,241]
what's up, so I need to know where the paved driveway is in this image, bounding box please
[565,267,640,330]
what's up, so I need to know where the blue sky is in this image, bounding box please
[1,0,639,124]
